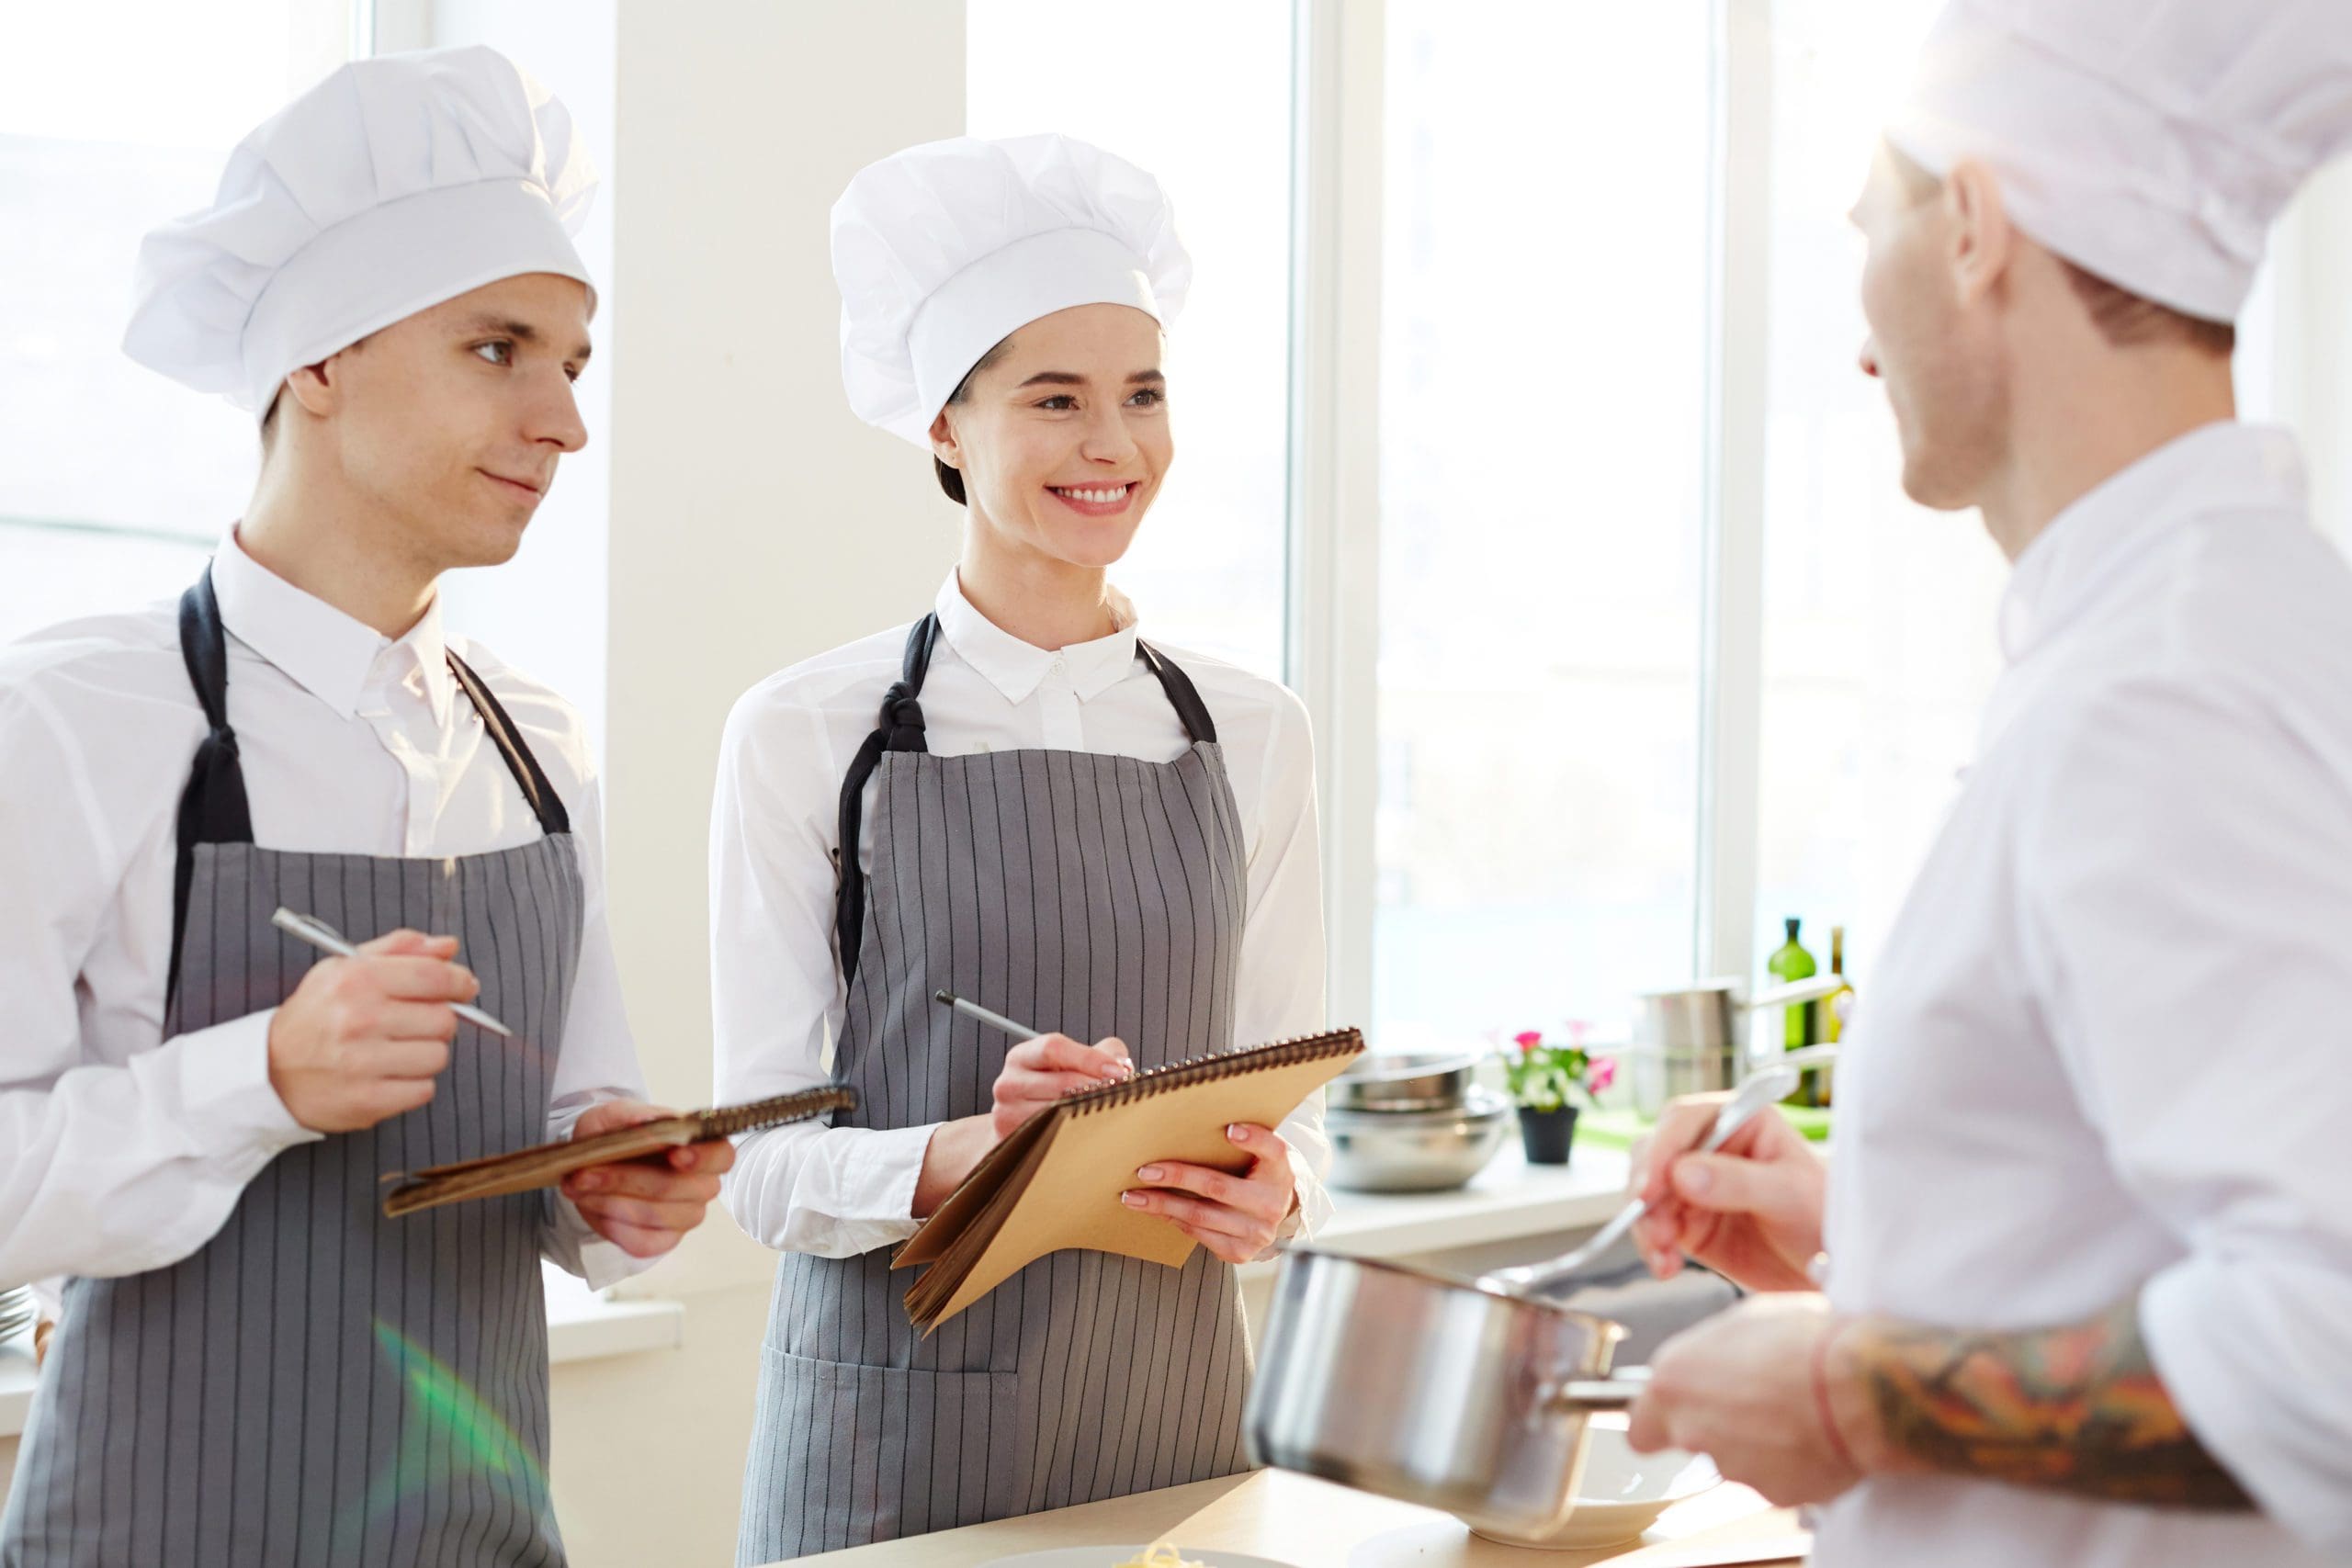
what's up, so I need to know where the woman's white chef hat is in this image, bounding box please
[1887,0,2352,323]
[831,133,1192,446]
[124,45,598,415]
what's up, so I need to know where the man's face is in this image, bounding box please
[931,302,1171,571]
[314,273,592,571]
[1851,146,2007,511]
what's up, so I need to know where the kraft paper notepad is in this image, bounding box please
[380,1086,857,1217]
[893,1029,1363,1330]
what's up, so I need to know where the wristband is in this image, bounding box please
[1812,1314,1865,1480]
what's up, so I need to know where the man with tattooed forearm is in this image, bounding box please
[1618,5,2352,1568]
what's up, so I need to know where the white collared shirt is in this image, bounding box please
[711,573,1331,1258]
[0,531,650,1293]
[1818,423,2352,1566]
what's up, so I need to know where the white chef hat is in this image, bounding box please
[831,133,1192,446]
[124,45,598,415]
[1887,0,2352,323]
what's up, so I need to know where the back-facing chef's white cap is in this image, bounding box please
[831,133,1191,446]
[1888,0,2352,323]
[124,44,598,415]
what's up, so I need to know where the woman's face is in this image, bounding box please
[930,303,1171,570]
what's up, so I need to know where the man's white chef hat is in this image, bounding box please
[831,133,1192,446]
[1887,0,2352,323]
[124,45,598,415]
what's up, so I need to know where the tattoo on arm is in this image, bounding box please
[1848,1295,2253,1509]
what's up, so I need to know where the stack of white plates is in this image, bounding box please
[0,1284,36,1345]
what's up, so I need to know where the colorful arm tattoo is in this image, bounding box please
[1845,1294,2254,1508]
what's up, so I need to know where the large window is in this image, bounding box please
[1750,0,2007,983]
[966,0,1294,676]
[1372,4,1716,1044]
[0,2,356,644]
[1,2,616,735]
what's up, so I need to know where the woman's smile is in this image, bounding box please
[1046,480,1140,517]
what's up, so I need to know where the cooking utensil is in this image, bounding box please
[1464,1423,1720,1549]
[1483,1066,1798,1292]
[270,908,511,1037]
[1242,1066,1801,1539]
[1323,1089,1511,1191]
[1245,1247,1648,1538]
[1328,1050,1481,1113]
[1629,975,1843,1115]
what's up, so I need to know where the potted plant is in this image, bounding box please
[1501,1027,1616,1166]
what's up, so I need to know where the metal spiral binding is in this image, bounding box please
[696,1085,858,1139]
[1061,1028,1365,1118]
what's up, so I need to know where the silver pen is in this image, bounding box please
[931,988,1041,1042]
[271,907,514,1038]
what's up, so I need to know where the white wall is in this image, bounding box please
[544,4,964,1564]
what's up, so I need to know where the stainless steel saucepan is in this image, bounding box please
[1630,974,1846,1115]
[1244,1070,1798,1538]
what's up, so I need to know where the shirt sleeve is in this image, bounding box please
[537,768,656,1291]
[1236,685,1333,1249]
[2017,678,2352,1551]
[710,683,933,1258]
[0,681,318,1288]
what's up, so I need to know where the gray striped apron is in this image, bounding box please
[2,568,584,1567]
[736,615,1254,1562]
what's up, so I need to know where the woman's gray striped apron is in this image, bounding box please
[736,615,1253,1563]
[2,569,584,1568]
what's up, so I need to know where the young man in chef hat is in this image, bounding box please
[0,47,729,1565]
[1620,4,2352,1567]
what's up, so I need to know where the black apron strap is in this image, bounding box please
[165,570,574,1008]
[1136,639,1218,745]
[446,650,572,837]
[834,615,941,987]
[167,566,256,1008]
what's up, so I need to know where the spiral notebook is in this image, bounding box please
[893,1028,1363,1331]
[379,1086,857,1217]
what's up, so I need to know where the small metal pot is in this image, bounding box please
[1244,1248,1647,1538]
[1328,1050,1483,1113]
[1629,974,1846,1116]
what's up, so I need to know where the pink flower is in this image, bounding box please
[1513,1030,1544,1053]
[1588,1055,1618,1094]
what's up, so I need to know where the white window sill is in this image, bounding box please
[1239,1141,1635,1283]
[544,1260,685,1367]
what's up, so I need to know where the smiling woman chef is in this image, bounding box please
[708,135,1332,1561]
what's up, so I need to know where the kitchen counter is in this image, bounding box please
[774,1464,1804,1566]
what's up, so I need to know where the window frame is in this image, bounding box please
[1290,0,1765,1027]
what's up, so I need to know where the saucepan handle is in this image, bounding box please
[1544,1366,1651,1412]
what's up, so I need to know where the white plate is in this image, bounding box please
[1465,1425,1722,1551]
[980,1550,1298,1568]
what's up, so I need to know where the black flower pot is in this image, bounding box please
[1518,1104,1579,1166]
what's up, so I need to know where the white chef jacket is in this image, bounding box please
[0,530,651,1293]
[1818,423,2352,1566]
[712,572,1331,1258]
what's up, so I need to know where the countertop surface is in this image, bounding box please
[775,1466,1803,1567]
[1249,1144,1634,1275]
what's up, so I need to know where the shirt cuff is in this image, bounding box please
[173,1007,322,1156]
[855,1122,937,1226]
[541,1193,658,1290]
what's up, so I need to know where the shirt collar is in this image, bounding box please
[1997,421,2307,663]
[211,528,455,724]
[932,570,1140,704]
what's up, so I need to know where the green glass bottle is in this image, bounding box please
[1766,916,1816,1050]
